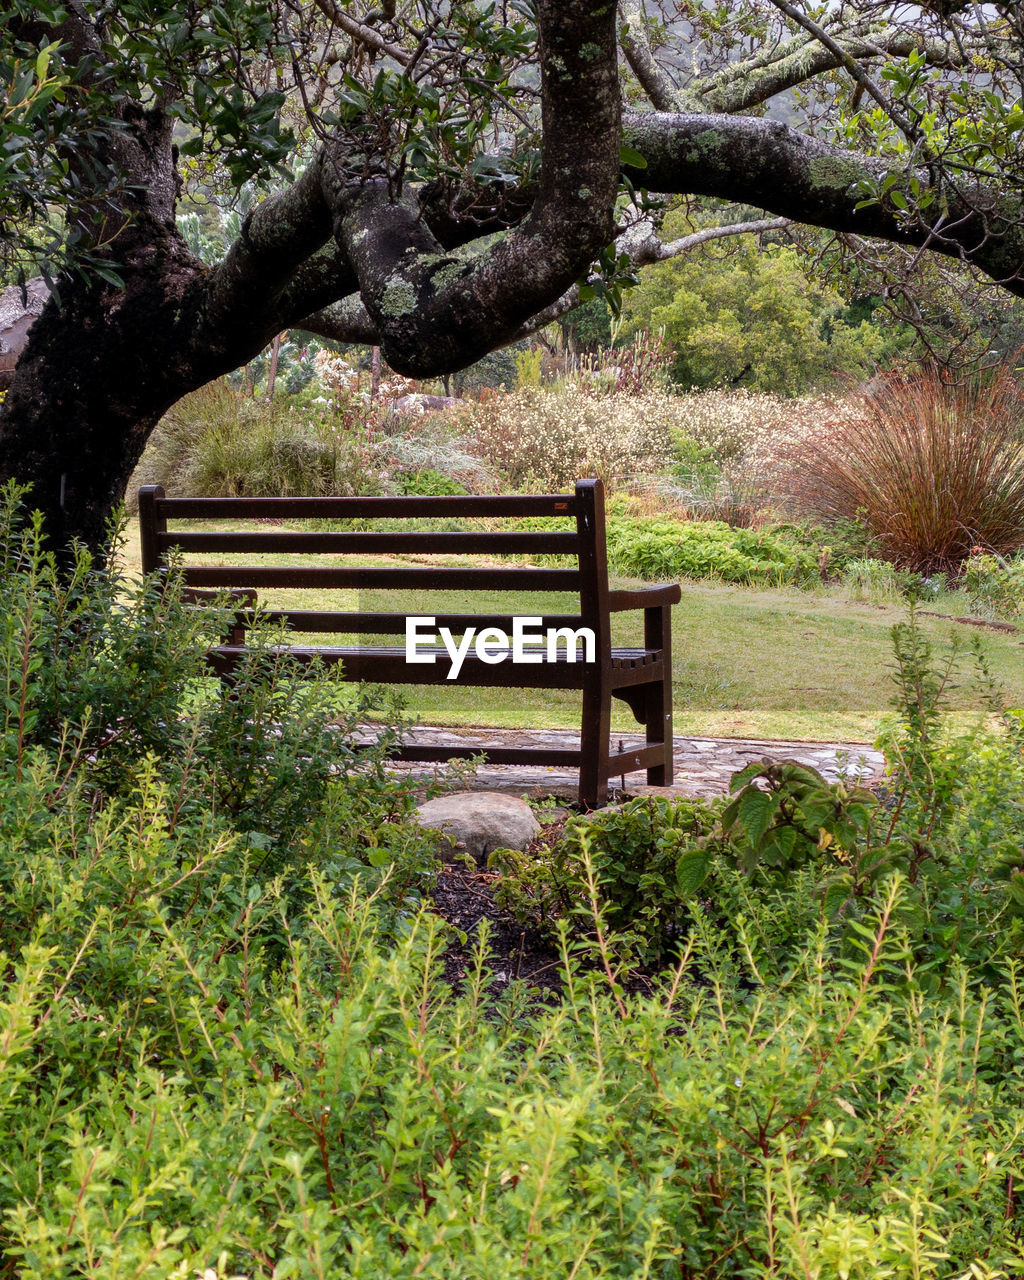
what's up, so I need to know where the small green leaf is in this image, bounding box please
[620,144,647,170]
[676,848,710,895]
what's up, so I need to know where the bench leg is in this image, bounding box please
[644,604,675,786]
[643,673,674,786]
[579,681,611,808]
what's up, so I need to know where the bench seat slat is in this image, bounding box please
[257,611,589,634]
[183,566,581,591]
[206,644,592,688]
[159,530,580,556]
[205,643,664,688]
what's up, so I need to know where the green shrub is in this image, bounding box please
[961,551,1024,618]
[130,381,380,498]
[604,511,819,585]
[392,467,468,496]
[492,795,725,964]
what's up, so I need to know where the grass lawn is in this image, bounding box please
[122,517,1024,742]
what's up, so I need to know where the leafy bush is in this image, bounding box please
[492,796,725,964]
[605,511,819,585]
[392,467,468,496]
[0,483,436,901]
[784,366,1024,573]
[130,381,380,498]
[961,550,1024,618]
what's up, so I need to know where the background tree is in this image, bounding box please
[1,0,1023,551]
[619,208,902,392]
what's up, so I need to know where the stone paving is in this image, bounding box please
[366,723,885,802]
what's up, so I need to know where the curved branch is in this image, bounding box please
[311,0,411,65]
[323,0,621,377]
[298,294,379,345]
[623,111,1024,295]
[204,154,335,332]
[698,27,962,114]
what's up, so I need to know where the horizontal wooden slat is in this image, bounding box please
[159,530,579,556]
[383,744,584,767]
[257,611,588,635]
[601,744,668,775]
[183,566,581,591]
[157,493,578,519]
[608,584,682,611]
[205,645,592,688]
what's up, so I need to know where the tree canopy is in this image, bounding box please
[1,0,1023,547]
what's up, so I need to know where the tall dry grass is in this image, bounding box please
[783,367,1024,573]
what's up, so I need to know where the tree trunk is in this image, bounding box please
[265,333,284,399]
[0,235,281,557]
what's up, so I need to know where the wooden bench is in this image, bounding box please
[138,479,679,807]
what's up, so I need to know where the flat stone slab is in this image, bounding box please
[359,724,885,803]
[414,791,541,864]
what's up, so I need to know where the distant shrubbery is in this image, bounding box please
[472,384,677,489]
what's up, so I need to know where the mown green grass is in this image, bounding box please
[124,519,1024,742]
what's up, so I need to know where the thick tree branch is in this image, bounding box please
[623,111,1024,295]
[298,294,379,345]
[204,154,335,335]
[322,0,621,376]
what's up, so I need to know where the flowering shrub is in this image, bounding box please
[471,387,677,490]
[662,388,856,464]
[314,349,420,404]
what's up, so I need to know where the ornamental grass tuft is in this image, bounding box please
[783,366,1024,574]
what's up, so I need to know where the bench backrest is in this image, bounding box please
[138,479,611,649]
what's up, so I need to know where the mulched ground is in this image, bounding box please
[428,813,667,1004]
[432,863,568,1001]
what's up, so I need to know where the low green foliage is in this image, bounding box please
[494,605,1024,982]
[492,796,725,964]
[6,490,1024,1277]
[604,510,819,585]
[961,551,1024,618]
[392,467,468,496]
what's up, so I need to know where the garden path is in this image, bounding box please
[368,724,885,801]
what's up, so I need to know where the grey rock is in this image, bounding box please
[414,791,540,865]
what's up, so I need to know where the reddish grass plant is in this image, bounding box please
[783,366,1024,573]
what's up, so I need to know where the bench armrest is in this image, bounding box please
[607,583,681,612]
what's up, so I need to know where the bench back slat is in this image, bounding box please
[157,530,579,556]
[151,493,579,520]
[180,565,582,591]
